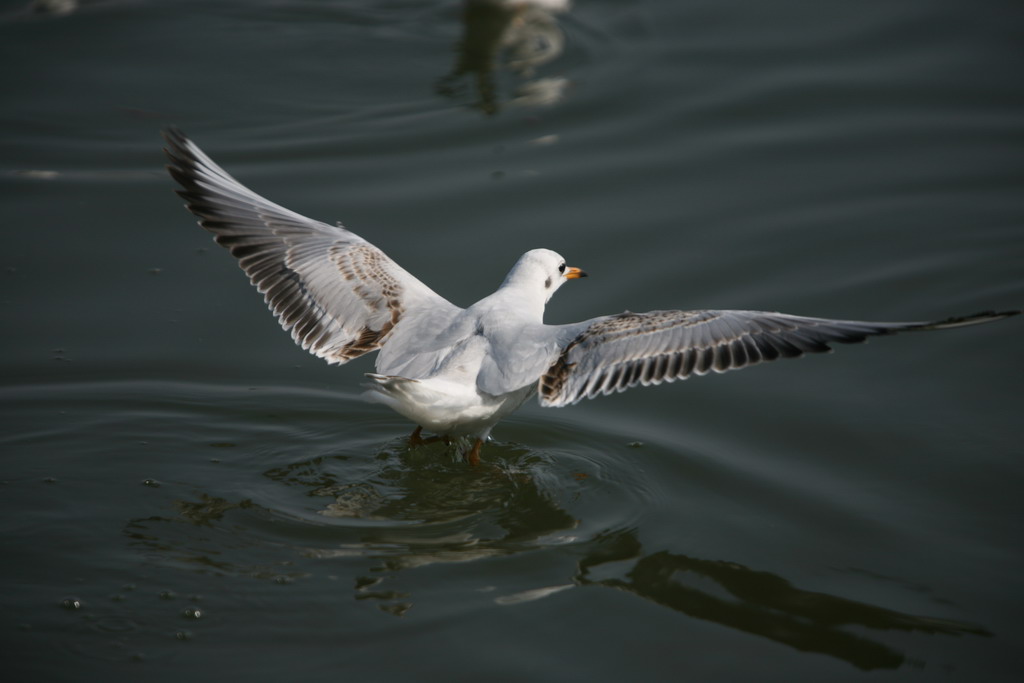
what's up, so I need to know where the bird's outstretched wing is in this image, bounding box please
[538,309,1019,407]
[164,128,459,365]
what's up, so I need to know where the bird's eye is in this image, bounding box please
[558,263,566,273]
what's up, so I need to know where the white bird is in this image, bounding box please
[164,129,1019,465]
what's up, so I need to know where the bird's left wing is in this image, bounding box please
[164,128,460,365]
[538,308,1018,407]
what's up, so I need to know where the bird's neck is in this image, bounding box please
[483,282,548,324]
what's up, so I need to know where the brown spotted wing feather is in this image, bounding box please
[538,309,1018,407]
[163,128,458,365]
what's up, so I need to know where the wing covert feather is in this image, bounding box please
[538,309,1018,407]
[163,128,459,365]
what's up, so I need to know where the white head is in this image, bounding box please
[501,248,587,303]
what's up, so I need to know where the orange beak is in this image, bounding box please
[565,266,587,279]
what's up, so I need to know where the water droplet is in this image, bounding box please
[181,607,202,620]
[158,590,176,601]
[627,441,644,448]
[175,630,193,641]
[61,597,82,610]
[273,575,293,585]
[141,479,160,488]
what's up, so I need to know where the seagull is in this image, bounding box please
[163,128,1019,465]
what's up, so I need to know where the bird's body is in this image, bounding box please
[163,128,1019,464]
[363,249,585,448]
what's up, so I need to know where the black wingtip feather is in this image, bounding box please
[911,310,1021,330]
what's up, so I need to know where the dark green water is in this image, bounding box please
[2,1,1022,680]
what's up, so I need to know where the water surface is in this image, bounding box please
[2,1,1022,680]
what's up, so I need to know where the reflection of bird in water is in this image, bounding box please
[574,531,990,671]
[130,485,991,668]
[164,128,1019,465]
[437,0,571,114]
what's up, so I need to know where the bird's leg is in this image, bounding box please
[409,426,445,447]
[466,438,484,466]
[410,428,475,462]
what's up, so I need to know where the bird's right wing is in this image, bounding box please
[538,308,1019,407]
[164,128,460,365]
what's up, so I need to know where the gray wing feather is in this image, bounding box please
[538,309,1019,407]
[164,128,459,365]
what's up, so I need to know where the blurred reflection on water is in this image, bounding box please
[30,0,77,17]
[438,0,571,114]
[576,531,990,671]
[123,432,990,671]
